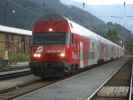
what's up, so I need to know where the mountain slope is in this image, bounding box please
[0,0,132,43]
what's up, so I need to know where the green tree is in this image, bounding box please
[125,37,133,54]
[104,29,120,43]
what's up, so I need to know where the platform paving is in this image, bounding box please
[14,58,127,100]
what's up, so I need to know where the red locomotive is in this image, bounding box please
[30,16,124,78]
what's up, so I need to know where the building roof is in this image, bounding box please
[0,25,32,36]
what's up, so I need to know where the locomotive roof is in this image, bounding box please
[0,25,32,36]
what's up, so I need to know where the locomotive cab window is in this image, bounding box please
[33,32,69,45]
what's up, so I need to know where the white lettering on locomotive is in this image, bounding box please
[35,46,43,53]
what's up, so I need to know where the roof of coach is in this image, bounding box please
[0,25,32,36]
[67,18,122,49]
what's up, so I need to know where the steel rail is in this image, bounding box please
[129,64,133,100]
[87,66,121,100]
[0,68,31,80]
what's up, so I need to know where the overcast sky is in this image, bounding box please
[73,0,133,5]
[60,0,130,6]
[60,0,133,33]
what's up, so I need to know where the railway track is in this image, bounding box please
[0,61,104,100]
[88,59,133,100]
[0,58,128,100]
[0,68,31,80]
[0,79,56,100]
[0,66,88,100]
[0,65,83,100]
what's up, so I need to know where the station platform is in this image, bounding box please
[0,62,29,72]
[14,58,127,100]
[0,68,30,76]
[8,62,29,68]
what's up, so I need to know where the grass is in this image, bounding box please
[9,52,29,63]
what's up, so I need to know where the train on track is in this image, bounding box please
[30,16,124,78]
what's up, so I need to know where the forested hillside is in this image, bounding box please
[0,0,132,45]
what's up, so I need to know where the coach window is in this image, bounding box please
[21,37,25,52]
[89,41,95,59]
[73,34,78,51]
[70,33,74,44]
[5,34,9,49]
[11,35,14,52]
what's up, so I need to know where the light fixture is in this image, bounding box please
[59,52,65,58]
[33,53,41,58]
[48,28,53,32]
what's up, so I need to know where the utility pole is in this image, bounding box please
[123,1,126,27]
[124,1,126,7]
[83,0,87,8]
[43,0,45,9]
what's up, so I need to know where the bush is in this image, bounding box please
[0,48,5,59]
[9,52,29,63]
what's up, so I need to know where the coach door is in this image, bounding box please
[88,39,97,65]
[79,42,84,68]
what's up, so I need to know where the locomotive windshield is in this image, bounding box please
[33,32,68,45]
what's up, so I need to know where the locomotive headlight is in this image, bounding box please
[33,53,41,58]
[59,52,65,58]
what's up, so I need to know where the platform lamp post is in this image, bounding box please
[12,9,16,14]
[11,9,16,24]
[4,0,16,25]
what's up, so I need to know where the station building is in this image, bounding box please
[0,25,32,65]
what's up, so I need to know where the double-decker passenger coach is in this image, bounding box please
[30,16,124,78]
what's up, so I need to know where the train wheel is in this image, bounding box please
[75,64,79,71]
[71,64,79,74]
[98,59,104,65]
[71,64,76,73]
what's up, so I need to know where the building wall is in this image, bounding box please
[0,32,31,61]
[0,33,5,59]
